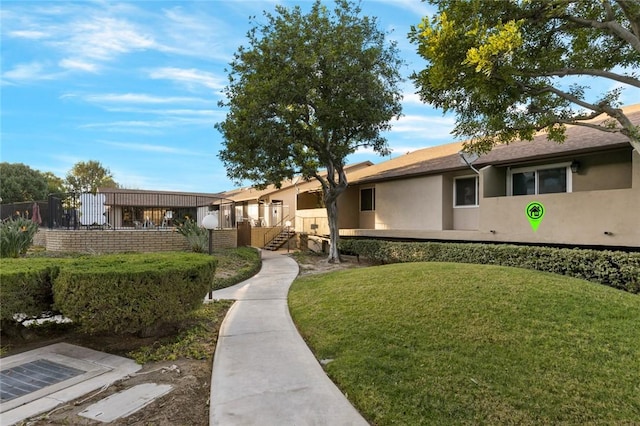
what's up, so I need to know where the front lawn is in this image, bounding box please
[289,262,640,425]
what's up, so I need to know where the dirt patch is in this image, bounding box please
[295,252,373,276]
[6,251,370,426]
[21,359,211,426]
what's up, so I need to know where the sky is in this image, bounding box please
[1,1,638,194]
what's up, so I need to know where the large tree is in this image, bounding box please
[65,160,118,194]
[409,0,640,153]
[0,163,48,203]
[217,0,403,262]
[42,172,65,195]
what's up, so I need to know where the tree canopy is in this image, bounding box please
[217,0,403,262]
[0,163,48,203]
[409,0,640,153]
[65,160,118,194]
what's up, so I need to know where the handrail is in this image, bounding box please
[263,214,294,247]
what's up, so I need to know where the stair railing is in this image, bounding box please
[263,214,294,247]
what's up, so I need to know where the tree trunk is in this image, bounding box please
[325,194,341,263]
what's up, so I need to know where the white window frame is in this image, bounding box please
[453,175,479,208]
[360,187,375,212]
[507,162,572,196]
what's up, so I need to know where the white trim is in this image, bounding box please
[453,175,479,208]
[507,162,572,196]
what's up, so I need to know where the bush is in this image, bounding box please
[339,239,640,293]
[175,218,209,253]
[0,217,39,258]
[0,258,63,335]
[53,252,217,335]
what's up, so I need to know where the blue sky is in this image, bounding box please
[1,1,638,194]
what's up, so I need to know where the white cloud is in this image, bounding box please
[59,58,98,72]
[149,67,225,91]
[81,93,212,105]
[100,140,208,156]
[2,62,59,82]
[391,114,455,136]
[8,30,49,39]
[402,92,424,106]
[56,16,156,61]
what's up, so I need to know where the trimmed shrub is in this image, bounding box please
[53,252,217,335]
[339,239,640,293]
[0,259,62,323]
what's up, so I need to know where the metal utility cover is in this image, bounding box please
[79,383,173,422]
[0,359,85,402]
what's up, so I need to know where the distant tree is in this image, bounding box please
[217,0,403,262]
[65,160,118,194]
[0,163,48,203]
[42,172,65,195]
[409,0,640,153]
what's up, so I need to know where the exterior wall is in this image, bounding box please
[375,175,444,230]
[340,150,639,248]
[481,166,507,197]
[452,207,479,230]
[571,149,632,192]
[40,229,237,253]
[337,186,360,229]
[634,149,640,189]
[478,187,638,247]
[296,208,329,235]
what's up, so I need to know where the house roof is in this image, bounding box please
[224,161,374,202]
[353,105,640,184]
[97,187,231,207]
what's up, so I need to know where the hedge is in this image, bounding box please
[0,258,64,325]
[339,239,640,293]
[53,253,216,335]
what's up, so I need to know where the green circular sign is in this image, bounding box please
[525,201,545,232]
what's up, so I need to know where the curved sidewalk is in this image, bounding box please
[209,250,368,426]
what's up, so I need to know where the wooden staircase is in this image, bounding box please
[263,229,296,251]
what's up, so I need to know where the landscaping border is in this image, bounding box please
[339,239,640,293]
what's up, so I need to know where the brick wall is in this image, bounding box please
[39,229,237,253]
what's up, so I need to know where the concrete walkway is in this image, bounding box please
[209,250,368,425]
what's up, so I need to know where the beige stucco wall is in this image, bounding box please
[453,207,479,230]
[296,208,329,235]
[570,149,632,192]
[338,186,360,229]
[375,175,444,230]
[478,187,638,247]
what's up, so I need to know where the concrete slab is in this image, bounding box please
[79,383,172,422]
[0,343,141,426]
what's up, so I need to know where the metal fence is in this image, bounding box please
[1,191,236,230]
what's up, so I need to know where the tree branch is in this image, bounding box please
[562,14,640,52]
[614,0,640,40]
[525,83,605,113]
[532,68,640,88]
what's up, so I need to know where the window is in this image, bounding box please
[360,188,375,211]
[509,164,570,196]
[454,176,479,207]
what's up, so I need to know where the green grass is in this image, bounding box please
[289,262,640,425]
[212,246,261,290]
